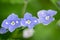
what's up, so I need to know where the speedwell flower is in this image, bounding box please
[37,10,57,25]
[1,13,21,32]
[21,12,38,29]
[0,27,8,34]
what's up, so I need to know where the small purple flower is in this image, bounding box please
[37,10,57,25]
[1,13,21,32]
[21,12,38,29]
[0,27,8,34]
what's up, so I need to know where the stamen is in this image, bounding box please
[26,20,31,24]
[11,21,15,26]
[45,16,50,20]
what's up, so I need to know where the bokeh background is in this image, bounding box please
[0,0,60,40]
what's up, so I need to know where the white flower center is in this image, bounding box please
[45,16,50,20]
[16,21,18,23]
[11,21,15,26]
[26,20,31,24]
[34,20,37,22]
[6,22,8,24]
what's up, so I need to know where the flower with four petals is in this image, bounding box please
[21,12,38,29]
[37,10,57,25]
[1,13,21,32]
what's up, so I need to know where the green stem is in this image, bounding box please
[22,0,28,16]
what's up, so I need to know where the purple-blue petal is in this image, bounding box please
[28,24,34,29]
[21,19,28,26]
[37,10,57,18]
[24,12,32,19]
[39,17,54,25]
[37,10,47,18]
[9,26,16,32]
[48,10,57,16]
[1,19,10,29]
[0,27,8,34]
[30,17,38,25]
[7,13,18,20]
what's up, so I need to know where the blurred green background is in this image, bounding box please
[0,0,60,40]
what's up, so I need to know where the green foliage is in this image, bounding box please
[50,0,57,3]
[0,0,33,4]
[50,0,60,10]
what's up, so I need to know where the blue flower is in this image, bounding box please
[1,13,21,32]
[37,10,57,25]
[0,27,8,34]
[21,12,38,29]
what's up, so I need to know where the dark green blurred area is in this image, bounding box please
[0,0,60,40]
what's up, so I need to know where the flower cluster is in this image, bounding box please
[0,10,57,34]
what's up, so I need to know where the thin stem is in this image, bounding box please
[22,0,28,16]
